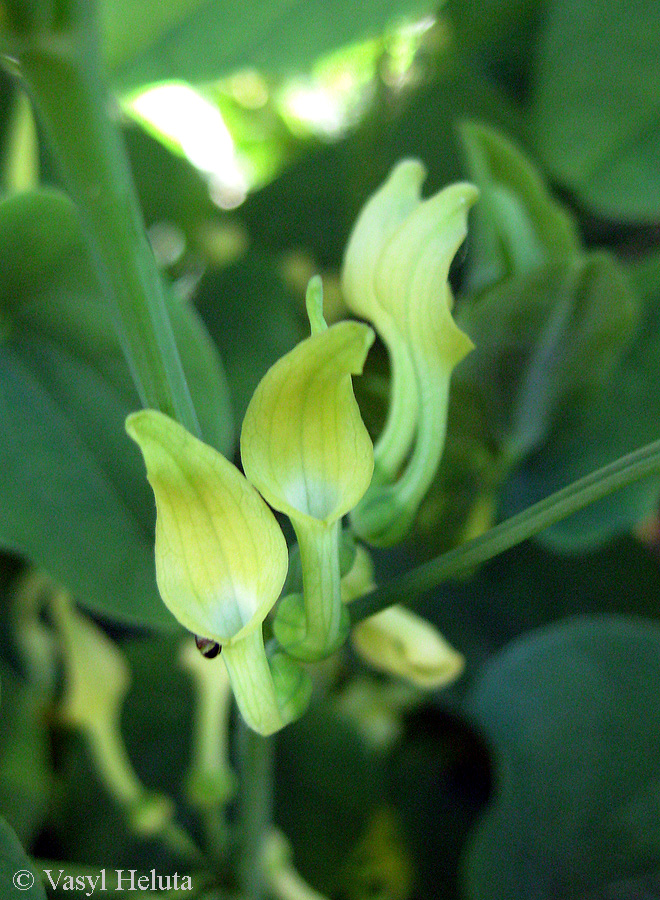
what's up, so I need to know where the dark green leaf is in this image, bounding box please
[530,0,660,222]
[0,816,46,899]
[462,616,660,900]
[458,252,638,461]
[504,264,660,551]
[458,121,580,294]
[0,665,52,845]
[195,250,305,427]
[0,189,232,629]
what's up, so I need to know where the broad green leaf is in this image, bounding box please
[503,258,660,550]
[0,816,46,899]
[530,0,660,222]
[0,189,233,629]
[459,121,580,294]
[457,253,638,462]
[444,0,542,58]
[462,616,660,900]
[101,0,438,90]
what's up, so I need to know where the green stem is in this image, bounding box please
[274,517,350,660]
[6,0,198,433]
[236,722,274,900]
[350,438,660,622]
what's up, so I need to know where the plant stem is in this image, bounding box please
[236,721,274,900]
[5,0,198,433]
[351,438,660,622]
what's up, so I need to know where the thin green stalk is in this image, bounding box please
[3,0,198,433]
[236,721,274,900]
[351,438,660,622]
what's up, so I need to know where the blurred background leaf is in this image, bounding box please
[0,816,46,899]
[0,189,232,629]
[462,616,660,899]
[530,0,660,223]
[101,0,439,90]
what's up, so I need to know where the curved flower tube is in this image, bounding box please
[241,278,375,661]
[126,410,311,736]
[342,161,478,546]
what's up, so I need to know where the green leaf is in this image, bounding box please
[458,121,580,294]
[504,264,660,551]
[463,616,660,900]
[0,815,46,899]
[101,0,437,90]
[458,252,638,461]
[0,189,232,629]
[530,0,660,223]
[0,665,52,845]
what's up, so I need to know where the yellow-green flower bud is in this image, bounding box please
[126,410,311,736]
[241,278,375,660]
[342,161,478,546]
[352,605,464,689]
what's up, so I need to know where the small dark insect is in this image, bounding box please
[195,634,221,659]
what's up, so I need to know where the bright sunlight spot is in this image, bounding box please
[277,37,379,139]
[127,83,248,209]
[124,15,439,199]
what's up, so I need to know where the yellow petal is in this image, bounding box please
[126,410,288,644]
[240,320,375,526]
[352,605,464,689]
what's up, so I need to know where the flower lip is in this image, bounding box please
[240,319,375,528]
[341,159,427,322]
[126,409,289,645]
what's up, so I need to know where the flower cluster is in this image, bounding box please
[127,279,373,734]
[128,161,477,735]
